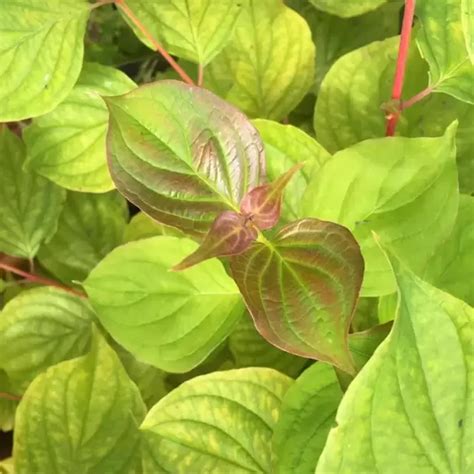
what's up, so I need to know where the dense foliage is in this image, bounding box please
[0,0,473,473]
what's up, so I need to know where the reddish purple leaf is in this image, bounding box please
[240,163,304,230]
[230,218,364,374]
[172,211,258,271]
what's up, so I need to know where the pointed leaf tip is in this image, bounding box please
[172,211,258,271]
[240,163,305,230]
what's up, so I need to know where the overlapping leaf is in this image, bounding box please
[140,368,292,473]
[231,218,364,374]
[24,63,136,192]
[309,0,388,18]
[316,249,473,474]
[0,287,94,391]
[462,0,474,61]
[303,124,458,295]
[84,236,243,373]
[37,191,129,283]
[0,128,65,258]
[106,80,265,235]
[0,0,89,120]
[123,212,184,243]
[121,0,242,65]
[206,0,315,120]
[14,333,146,474]
[416,0,474,103]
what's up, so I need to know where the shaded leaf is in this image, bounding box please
[309,0,389,18]
[462,0,474,62]
[206,0,315,120]
[253,119,331,220]
[0,371,19,432]
[231,218,364,374]
[172,211,257,271]
[273,363,342,474]
[24,63,136,192]
[303,125,458,295]
[106,80,265,236]
[229,312,307,378]
[140,368,292,473]
[0,128,65,259]
[37,191,129,283]
[123,211,184,243]
[316,248,473,474]
[416,0,474,103]
[240,163,304,230]
[0,287,94,391]
[84,236,243,373]
[14,332,146,474]
[121,0,242,65]
[0,0,89,121]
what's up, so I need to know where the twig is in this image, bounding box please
[197,64,204,87]
[0,392,21,401]
[0,263,85,298]
[401,86,433,109]
[115,0,195,86]
[90,0,115,10]
[385,0,417,136]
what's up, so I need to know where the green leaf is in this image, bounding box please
[0,370,19,432]
[302,124,459,296]
[462,0,474,62]
[206,0,315,120]
[0,0,90,121]
[120,0,241,65]
[106,80,265,235]
[24,63,136,192]
[0,128,65,259]
[123,212,184,243]
[351,297,380,332]
[253,120,331,220]
[309,0,389,18]
[314,37,474,194]
[316,249,474,474]
[37,191,129,283]
[140,368,292,473]
[14,332,146,474]
[424,194,474,305]
[273,363,342,474]
[416,0,474,103]
[84,236,243,373]
[229,313,307,378]
[0,458,14,474]
[0,287,94,391]
[231,218,364,374]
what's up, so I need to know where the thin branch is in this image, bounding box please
[385,0,417,136]
[401,86,433,109]
[0,263,85,298]
[0,392,21,401]
[90,0,115,10]
[197,64,204,87]
[115,0,195,86]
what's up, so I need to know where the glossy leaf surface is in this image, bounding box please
[317,249,474,474]
[0,128,65,258]
[231,218,364,374]
[206,0,315,120]
[14,333,146,474]
[37,191,129,283]
[0,0,89,121]
[106,80,265,235]
[84,236,243,373]
[140,368,292,473]
[24,63,136,192]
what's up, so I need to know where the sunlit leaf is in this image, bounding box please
[123,212,184,243]
[172,211,257,271]
[316,248,473,474]
[206,0,315,120]
[106,80,265,235]
[84,236,243,373]
[309,0,389,18]
[140,368,292,473]
[14,332,146,474]
[462,0,474,62]
[24,63,136,192]
[303,124,458,296]
[231,218,364,374]
[0,371,19,432]
[0,128,65,259]
[37,191,128,283]
[0,0,89,121]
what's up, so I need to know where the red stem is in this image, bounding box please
[386,0,417,136]
[115,0,195,86]
[0,392,21,401]
[0,263,85,298]
[401,86,433,109]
